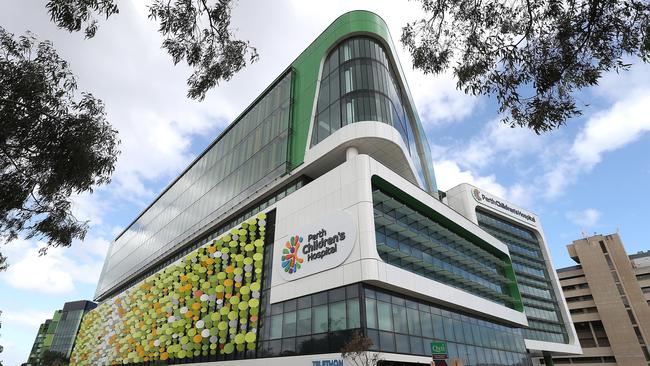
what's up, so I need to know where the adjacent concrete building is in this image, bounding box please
[552,233,650,365]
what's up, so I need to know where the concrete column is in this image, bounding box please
[346,146,359,161]
[543,351,554,366]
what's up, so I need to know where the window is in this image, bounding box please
[310,37,436,192]
[363,286,530,364]
[476,209,569,344]
[599,240,608,253]
[373,186,516,308]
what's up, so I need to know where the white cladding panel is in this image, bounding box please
[445,183,582,355]
[268,155,527,327]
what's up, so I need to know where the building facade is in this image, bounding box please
[552,234,650,365]
[26,301,96,364]
[71,11,574,366]
[27,320,51,365]
[445,184,581,364]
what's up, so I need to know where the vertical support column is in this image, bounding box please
[543,351,554,366]
[346,146,359,161]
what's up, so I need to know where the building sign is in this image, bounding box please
[471,187,537,225]
[431,341,448,360]
[312,359,343,366]
[278,211,356,281]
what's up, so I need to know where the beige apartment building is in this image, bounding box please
[548,233,650,365]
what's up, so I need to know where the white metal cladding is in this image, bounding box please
[267,153,527,327]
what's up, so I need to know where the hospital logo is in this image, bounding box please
[281,235,304,274]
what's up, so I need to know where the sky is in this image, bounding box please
[1,1,650,365]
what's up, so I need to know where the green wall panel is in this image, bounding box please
[70,213,268,365]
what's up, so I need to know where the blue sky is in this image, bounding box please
[1,1,649,365]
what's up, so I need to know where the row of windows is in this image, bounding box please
[260,285,361,342]
[519,283,553,300]
[364,287,530,366]
[523,297,558,311]
[476,211,538,244]
[98,72,293,297]
[257,283,529,365]
[373,189,515,308]
[525,304,561,322]
[311,36,431,190]
[476,210,568,344]
[562,283,590,292]
[313,38,412,149]
[365,289,525,353]
[102,178,307,302]
[512,262,547,278]
[565,294,593,303]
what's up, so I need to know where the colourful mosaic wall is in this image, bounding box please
[70,213,268,365]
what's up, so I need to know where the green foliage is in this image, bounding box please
[402,0,650,133]
[40,350,69,366]
[46,0,119,38]
[340,330,381,366]
[45,0,258,100]
[0,27,120,253]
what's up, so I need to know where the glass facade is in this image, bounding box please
[373,186,518,309]
[50,309,85,357]
[365,286,531,366]
[256,284,530,365]
[257,285,362,357]
[96,72,293,299]
[476,210,568,343]
[311,36,430,191]
[100,177,308,301]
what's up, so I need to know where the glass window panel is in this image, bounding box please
[312,291,328,306]
[367,329,380,351]
[329,287,346,302]
[407,308,422,336]
[270,314,283,339]
[297,295,311,310]
[396,333,410,354]
[420,311,433,338]
[312,304,328,333]
[366,298,378,329]
[444,317,455,342]
[347,298,360,329]
[379,331,395,353]
[377,301,393,331]
[329,301,346,331]
[392,304,408,334]
[296,308,311,336]
[410,336,424,355]
[281,337,296,355]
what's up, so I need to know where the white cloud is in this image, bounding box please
[1,236,109,295]
[2,309,52,330]
[544,88,650,198]
[566,209,601,228]
[434,160,508,198]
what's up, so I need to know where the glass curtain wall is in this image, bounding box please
[97,72,293,299]
[372,187,517,308]
[476,210,568,344]
[364,286,531,366]
[256,284,531,366]
[50,310,85,357]
[311,37,428,189]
